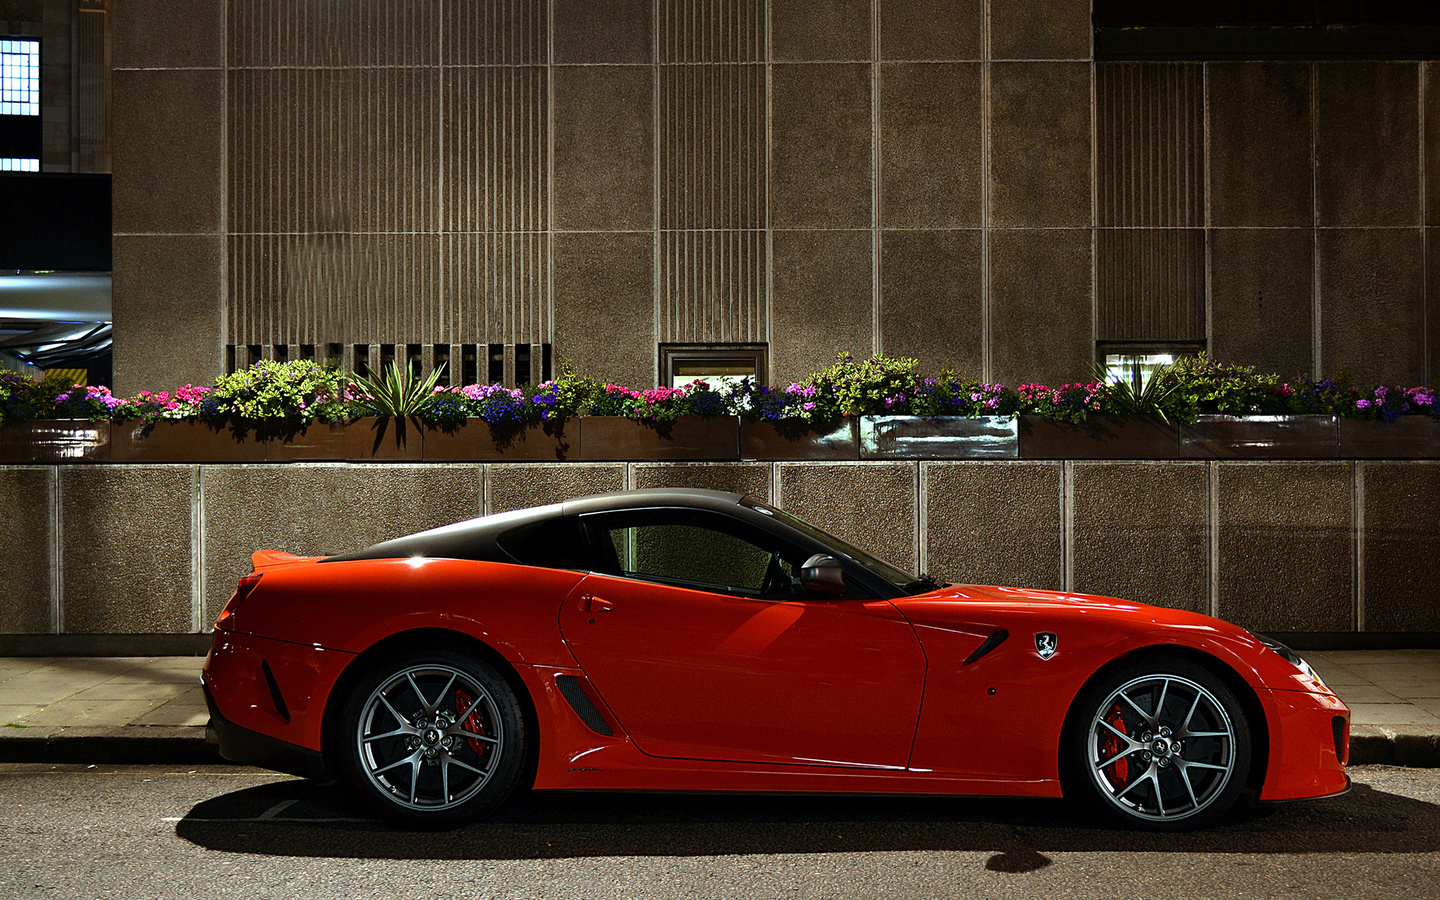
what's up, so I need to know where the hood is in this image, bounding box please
[913,583,1149,612]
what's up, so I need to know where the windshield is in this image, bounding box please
[743,497,921,592]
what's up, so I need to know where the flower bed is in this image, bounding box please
[1,354,1437,463]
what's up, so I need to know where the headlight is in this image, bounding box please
[1251,632,1326,687]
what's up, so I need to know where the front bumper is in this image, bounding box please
[1258,685,1350,802]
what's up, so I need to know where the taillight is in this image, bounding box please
[215,572,262,630]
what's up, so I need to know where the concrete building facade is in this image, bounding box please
[107,1,1440,394]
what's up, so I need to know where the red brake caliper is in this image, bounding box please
[1100,703,1129,786]
[454,689,488,758]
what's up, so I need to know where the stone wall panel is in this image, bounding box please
[924,461,1062,590]
[60,466,194,634]
[632,463,772,501]
[777,462,918,575]
[1071,462,1209,613]
[1361,462,1440,631]
[200,464,481,623]
[487,463,626,515]
[0,468,56,634]
[1216,462,1353,633]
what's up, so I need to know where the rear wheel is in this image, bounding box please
[337,648,526,828]
[1065,656,1251,831]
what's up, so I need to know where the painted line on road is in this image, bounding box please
[161,814,370,824]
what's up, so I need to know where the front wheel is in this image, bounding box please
[1064,656,1252,831]
[336,649,527,828]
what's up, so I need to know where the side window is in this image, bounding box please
[585,511,802,598]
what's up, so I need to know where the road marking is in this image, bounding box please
[161,812,369,824]
[257,799,299,820]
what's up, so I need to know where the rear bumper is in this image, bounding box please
[202,627,354,779]
[203,681,330,780]
[1258,686,1351,802]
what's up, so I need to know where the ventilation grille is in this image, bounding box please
[658,0,767,344]
[556,675,613,736]
[225,0,549,350]
[225,342,552,389]
[1097,62,1207,343]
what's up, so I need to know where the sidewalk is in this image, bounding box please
[0,651,1435,767]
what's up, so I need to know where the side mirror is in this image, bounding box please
[800,553,846,596]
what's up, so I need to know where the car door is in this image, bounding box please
[557,508,927,770]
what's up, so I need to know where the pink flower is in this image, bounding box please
[1356,399,1372,409]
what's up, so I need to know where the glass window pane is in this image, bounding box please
[608,523,777,594]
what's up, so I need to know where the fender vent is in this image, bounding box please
[962,629,1010,666]
[556,675,613,736]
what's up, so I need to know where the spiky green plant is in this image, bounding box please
[352,361,446,418]
[1096,359,1177,422]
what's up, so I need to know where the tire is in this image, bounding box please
[336,648,527,829]
[1063,655,1252,831]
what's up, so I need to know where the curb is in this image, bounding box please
[0,726,220,765]
[1348,726,1440,768]
[1,725,1437,769]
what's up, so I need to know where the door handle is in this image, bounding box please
[580,595,615,613]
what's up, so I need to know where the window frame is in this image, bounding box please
[659,343,767,390]
[578,508,829,601]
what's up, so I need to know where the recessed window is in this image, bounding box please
[1,37,41,173]
[0,38,39,117]
[661,344,767,390]
[1099,343,1204,383]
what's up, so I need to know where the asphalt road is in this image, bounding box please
[0,764,1437,900]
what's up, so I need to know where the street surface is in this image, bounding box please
[0,764,1437,899]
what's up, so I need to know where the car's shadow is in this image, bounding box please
[175,779,1439,862]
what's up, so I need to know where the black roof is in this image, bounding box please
[325,488,749,564]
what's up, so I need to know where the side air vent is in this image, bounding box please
[556,675,613,736]
[261,660,291,724]
[962,629,1010,666]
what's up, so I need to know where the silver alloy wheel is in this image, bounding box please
[1085,673,1237,823]
[355,664,504,812]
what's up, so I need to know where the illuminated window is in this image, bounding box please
[1099,342,1204,383]
[1,37,40,172]
[660,344,767,391]
[1,38,39,117]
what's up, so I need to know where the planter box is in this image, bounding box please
[861,416,1018,459]
[424,418,575,461]
[0,420,110,463]
[110,420,266,462]
[740,419,859,460]
[579,416,739,461]
[265,422,350,462]
[1179,415,1338,459]
[344,417,424,461]
[1337,416,1440,459]
[1019,415,1181,459]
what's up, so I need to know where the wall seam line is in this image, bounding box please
[1209,459,1220,620]
[1061,460,1073,593]
[653,0,662,378]
[980,0,992,383]
[52,466,61,635]
[1311,62,1322,377]
[193,466,204,633]
[916,461,927,576]
[1354,461,1365,632]
[871,0,881,356]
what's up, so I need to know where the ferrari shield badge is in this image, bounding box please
[1034,632,1058,660]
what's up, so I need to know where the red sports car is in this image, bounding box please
[203,488,1349,830]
